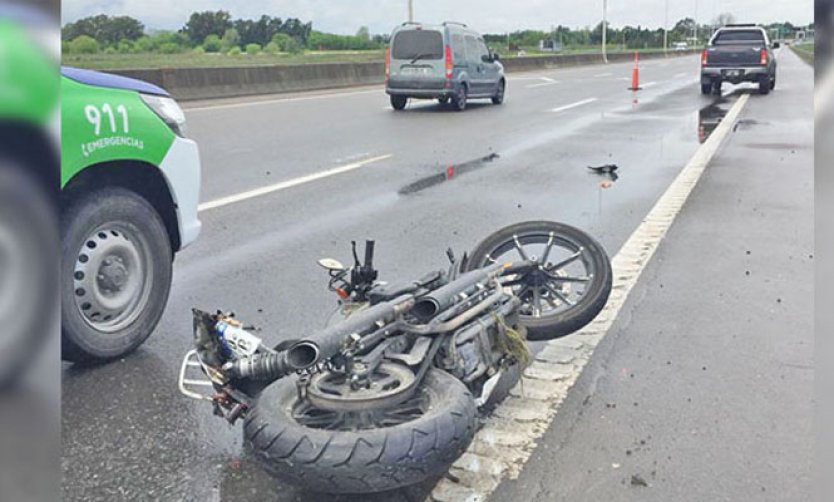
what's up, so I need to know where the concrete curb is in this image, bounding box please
[113,50,699,101]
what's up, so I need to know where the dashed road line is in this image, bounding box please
[550,97,598,113]
[642,81,659,88]
[198,154,393,212]
[430,93,751,502]
[594,72,613,78]
[525,77,560,88]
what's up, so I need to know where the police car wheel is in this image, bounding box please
[61,187,172,363]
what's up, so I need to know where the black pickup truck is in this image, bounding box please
[701,25,779,95]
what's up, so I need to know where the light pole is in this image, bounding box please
[602,0,608,63]
[663,0,669,52]
[408,0,413,22]
[694,0,699,45]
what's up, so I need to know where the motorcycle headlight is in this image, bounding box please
[141,94,187,137]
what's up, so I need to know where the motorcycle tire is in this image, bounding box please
[464,221,612,341]
[243,368,477,493]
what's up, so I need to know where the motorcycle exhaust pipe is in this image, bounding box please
[224,350,309,381]
[412,266,501,322]
[285,294,414,368]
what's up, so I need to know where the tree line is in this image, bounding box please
[62,11,388,55]
[484,17,808,51]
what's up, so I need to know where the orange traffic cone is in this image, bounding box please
[629,51,641,91]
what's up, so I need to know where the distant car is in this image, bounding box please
[673,41,689,51]
[701,24,779,95]
[385,21,505,111]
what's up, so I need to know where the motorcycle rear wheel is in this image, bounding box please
[243,368,477,493]
[464,221,612,340]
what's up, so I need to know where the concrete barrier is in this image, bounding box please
[114,50,698,101]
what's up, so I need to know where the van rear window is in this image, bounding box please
[713,30,765,45]
[392,30,443,60]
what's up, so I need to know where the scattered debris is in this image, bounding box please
[588,164,620,181]
[631,474,649,487]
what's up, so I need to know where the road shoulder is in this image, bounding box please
[490,49,814,502]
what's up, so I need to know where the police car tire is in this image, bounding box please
[61,187,172,363]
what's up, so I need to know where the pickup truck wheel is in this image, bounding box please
[770,75,776,90]
[390,95,407,111]
[61,187,173,363]
[700,83,712,95]
[758,75,771,95]
[712,81,723,95]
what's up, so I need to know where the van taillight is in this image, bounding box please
[760,48,768,65]
[385,47,391,82]
[445,45,453,79]
[701,49,708,66]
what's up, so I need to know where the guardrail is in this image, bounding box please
[113,50,699,101]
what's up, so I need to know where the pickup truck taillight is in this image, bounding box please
[701,49,708,66]
[385,47,391,83]
[445,45,453,79]
[760,48,768,65]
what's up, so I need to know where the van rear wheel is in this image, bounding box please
[390,95,407,111]
[452,84,468,112]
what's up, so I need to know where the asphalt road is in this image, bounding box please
[61,52,801,501]
[491,48,814,502]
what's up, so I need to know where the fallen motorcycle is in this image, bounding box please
[179,221,612,493]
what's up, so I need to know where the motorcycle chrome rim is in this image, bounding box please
[485,232,595,318]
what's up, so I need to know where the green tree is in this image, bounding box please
[63,15,144,45]
[245,43,262,54]
[221,28,241,51]
[356,26,370,40]
[228,46,242,56]
[203,34,222,53]
[264,41,281,55]
[117,40,135,54]
[184,10,232,45]
[69,35,99,54]
[135,36,156,52]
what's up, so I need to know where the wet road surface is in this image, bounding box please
[61,53,777,501]
[491,48,814,502]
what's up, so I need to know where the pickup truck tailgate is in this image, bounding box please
[706,45,763,66]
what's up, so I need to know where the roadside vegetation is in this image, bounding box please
[791,42,815,65]
[61,12,807,71]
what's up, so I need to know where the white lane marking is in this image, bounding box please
[526,80,561,89]
[431,93,751,501]
[198,154,392,212]
[550,97,598,113]
[185,89,380,113]
[642,81,659,88]
[594,72,613,78]
[674,72,688,78]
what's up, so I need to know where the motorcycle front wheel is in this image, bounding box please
[243,368,477,493]
[465,221,612,340]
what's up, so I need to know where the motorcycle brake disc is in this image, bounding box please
[304,362,417,412]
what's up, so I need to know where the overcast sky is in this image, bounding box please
[62,0,813,35]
